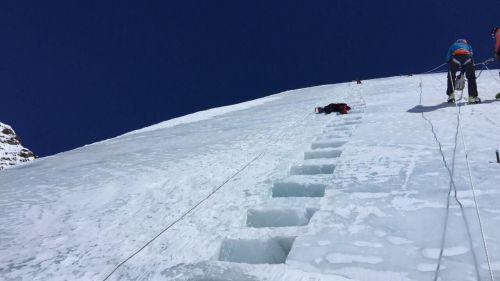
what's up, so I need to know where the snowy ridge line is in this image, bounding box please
[447,72,495,281]
[124,95,283,136]
[101,109,315,281]
[418,79,486,281]
[81,94,285,150]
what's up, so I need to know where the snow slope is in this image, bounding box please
[1,71,500,281]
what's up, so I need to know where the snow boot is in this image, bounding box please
[315,107,324,114]
[468,96,481,104]
[447,94,456,103]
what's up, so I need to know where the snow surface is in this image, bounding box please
[1,71,500,281]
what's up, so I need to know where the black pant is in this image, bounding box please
[322,103,350,114]
[497,49,500,68]
[446,54,478,97]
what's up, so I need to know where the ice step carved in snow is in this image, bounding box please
[304,149,342,160]
[289,163,335,175]
[246,208,317,228]
[272,181,326,198]
[327,120,361,127]
[335,115,362,121]
[315,133,352,141]
[219,237,296,264]
[311,140,347,150]
[162,262,261,281]
[323,125,355,132]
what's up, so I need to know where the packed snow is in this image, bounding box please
[1,71,500,281]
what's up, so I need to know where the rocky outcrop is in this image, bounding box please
[0,122,36,170]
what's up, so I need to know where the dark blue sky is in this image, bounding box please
[1,1,497,156]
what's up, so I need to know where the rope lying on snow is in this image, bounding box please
[101,152,266,281]
[448,72,495,281]
[101,109,314,281]
[416,71,495,281]
[419,79,481,281]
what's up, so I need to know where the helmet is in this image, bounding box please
[456,39,467,44]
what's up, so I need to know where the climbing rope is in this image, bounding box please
[358,60,496,279]
[419,58,494,80]
[417,80,481,281]
[417,64,497,280]
[421,62,448,74]
[448,71,495,281]
[473,58,494,79]
[483,63,500,86]
[101,108,314,281]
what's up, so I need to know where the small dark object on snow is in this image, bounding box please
[315,103,351,115]
[496,150,500,163]
[356,79,362,84]
[496,93,500,100]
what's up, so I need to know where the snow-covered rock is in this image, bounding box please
[0,122,35,170]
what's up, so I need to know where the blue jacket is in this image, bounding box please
[446,39,473,62]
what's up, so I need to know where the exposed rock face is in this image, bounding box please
[0,122,36,170]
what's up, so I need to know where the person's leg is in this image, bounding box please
[446,61,459,95]
[497,49,500,75]
[464,61,478,98]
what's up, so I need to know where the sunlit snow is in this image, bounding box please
[1,71,500,281]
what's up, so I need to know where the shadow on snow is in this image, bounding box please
[407,99,499,113]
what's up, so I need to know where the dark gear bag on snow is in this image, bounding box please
[316,103,351,115]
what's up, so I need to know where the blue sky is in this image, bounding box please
[1,0,498,156]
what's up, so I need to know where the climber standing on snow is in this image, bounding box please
[445,39,481,104]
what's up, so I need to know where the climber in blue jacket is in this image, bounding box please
[445,39,480,104]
